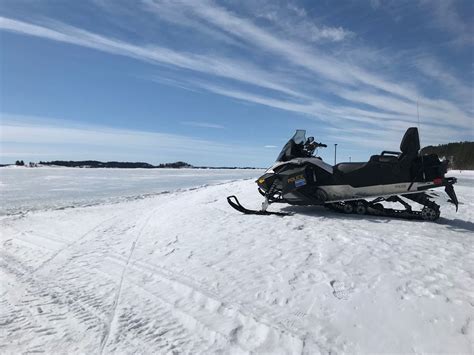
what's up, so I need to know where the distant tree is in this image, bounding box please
[38,160,194,169]
[157,161,193,168]
[15,160,25,166]
[421,141,474,170]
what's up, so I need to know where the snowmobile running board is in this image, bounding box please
[226,196,291,216]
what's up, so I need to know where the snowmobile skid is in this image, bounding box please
[227,128,458,221]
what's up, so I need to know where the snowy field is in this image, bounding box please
[0,170,473,353]
[0,167,263,215]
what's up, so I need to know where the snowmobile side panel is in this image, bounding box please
[317,182,433,202]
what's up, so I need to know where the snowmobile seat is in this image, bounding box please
[369,154,398,163]
[368,128,420,165]
[335,162,367,174]
[399,127,420,155]
[398,127,421,171]
[334,128,421,185]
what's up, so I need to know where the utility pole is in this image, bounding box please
[334,143,338,165]
[349,156,351,162]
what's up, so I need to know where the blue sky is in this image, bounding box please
[0,0,472,166]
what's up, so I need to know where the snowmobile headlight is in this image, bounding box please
[258,178,266,184]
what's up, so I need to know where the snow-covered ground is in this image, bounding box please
[0,171,473,353]
[0,167,263,215]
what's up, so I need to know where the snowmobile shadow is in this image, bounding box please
[437,218,474,233]
[280,205,392,224]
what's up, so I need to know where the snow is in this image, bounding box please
[0,171,473,353]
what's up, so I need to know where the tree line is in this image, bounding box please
[38,160,193,169]
[421,141,474,170]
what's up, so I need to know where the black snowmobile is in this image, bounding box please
[227,127,458,221]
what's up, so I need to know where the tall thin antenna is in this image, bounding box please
[416,100,421,131]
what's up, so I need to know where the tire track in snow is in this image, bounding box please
[99,207,157,354]
[125,256,309,349]
[0,205,149,353]
[0,252,109,353]
[33,214,120,273]
[92,250,308,353]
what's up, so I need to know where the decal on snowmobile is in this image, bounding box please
[287,174,305,184]
[228,127,458,221]
[295,178,306,187]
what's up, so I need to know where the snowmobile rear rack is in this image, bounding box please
[226,196,290,216]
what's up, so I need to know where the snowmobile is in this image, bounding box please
[227,127,458,221]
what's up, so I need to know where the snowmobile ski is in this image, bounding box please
[227,196,290,216]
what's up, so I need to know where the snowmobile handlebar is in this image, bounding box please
[304,138,326,148]
[308,142,326,148]
[302,141,327,157]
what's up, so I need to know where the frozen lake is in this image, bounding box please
[0,167,264,215]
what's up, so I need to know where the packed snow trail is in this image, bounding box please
[1,174,473,353]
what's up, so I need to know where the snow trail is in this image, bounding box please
[99,207,156,354]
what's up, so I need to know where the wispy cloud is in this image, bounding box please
[144,2,408,97]
[413,55,473,105]
[172,79,469,140]
[254,2,354,43]
[143,1,472,130]
[0,16,303,98]
[180,121,224,129]
[0,114,272,165]
[0,0,471,162]
[420,0,474,47]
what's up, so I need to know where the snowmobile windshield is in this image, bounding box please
[276,130,307,162]
[292,130,306,144]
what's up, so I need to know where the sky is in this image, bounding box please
[0,0,472,167]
